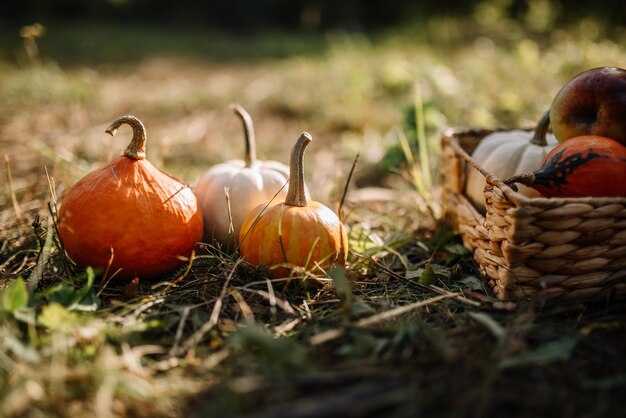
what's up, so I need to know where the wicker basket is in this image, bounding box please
[441,128,626,302]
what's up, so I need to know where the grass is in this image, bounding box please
[3,212,625,417]
[2,11,626,418]
[0,21,330,66]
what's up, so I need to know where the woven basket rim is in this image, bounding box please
[442,127,626,208]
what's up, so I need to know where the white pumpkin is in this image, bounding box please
[194,105,294,248]
[465,112,558,212]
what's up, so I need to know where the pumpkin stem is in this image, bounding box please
[531,110,550,146]
[231,104,257,167]
[285,132,312,207]
[504,172,536,192]
[105,115,147,160]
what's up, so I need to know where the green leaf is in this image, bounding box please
[38,302,79,330]
[406,263,451,285]
[459,275,485,291]
[470,311,506,342]
[70,267,100,311]
[38,283,76,306]
[73,267,95,302]
[419,263,436,285]
[444,243,471,257]
[330,266,353,309]
[431,264,452,279]
[1,277,29,313]
[230,323,310,372]
[35,268,100,311]
[499,336,580,369]
[350,297,376,318]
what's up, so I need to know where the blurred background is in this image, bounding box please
[2,0,626,32]
[2,0,626,212]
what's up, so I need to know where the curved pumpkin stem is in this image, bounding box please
[285,132,312,207]
[504,172,536,192]
[105,115,147,160]
[531,110,550,146]
[231,104,257,167]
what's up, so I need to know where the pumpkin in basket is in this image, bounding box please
[58,115,204,281]
[465,112,558,212]
[239,132,348,278]
[505,135,626,198]
[193,104,297,249]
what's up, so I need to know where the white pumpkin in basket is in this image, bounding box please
[465,112,558,212]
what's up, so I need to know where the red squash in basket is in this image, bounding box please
[506,135,626,198]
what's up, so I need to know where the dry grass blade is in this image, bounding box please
[224,187,234,238]
[158,248,197,293]
[338,152,360,216]
[162,185,188,204]
[237,287,296,316]
[44,165,57,206]
[397,127,426,195]
[274,318,302,336]
[413,82,431,190]
[309,293,459,345]
[277,206,288,264]
[356,292,458,326]
[237,180,288,250]
[27,215,53,291]
[230,287,255,324]
[97,249,117,296]
[4,154,23,220]
[428,284,483,308]
[169,306,192,356]
[265,278,278,319]
[177,258,242,355]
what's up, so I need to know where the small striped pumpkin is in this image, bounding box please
[239,132,348,277]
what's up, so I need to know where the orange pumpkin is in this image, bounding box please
[57,115,203,281]
[238,132,348,277]
[506,135,626,198]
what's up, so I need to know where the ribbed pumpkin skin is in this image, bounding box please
[58,156,203,280]
[239,201,348,277]
[194,160,289,246]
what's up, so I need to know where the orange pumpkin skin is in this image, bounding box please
[528,135,626,197]
[238,132,348,278]
[239,201,348,277]
[58,116,203,280]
